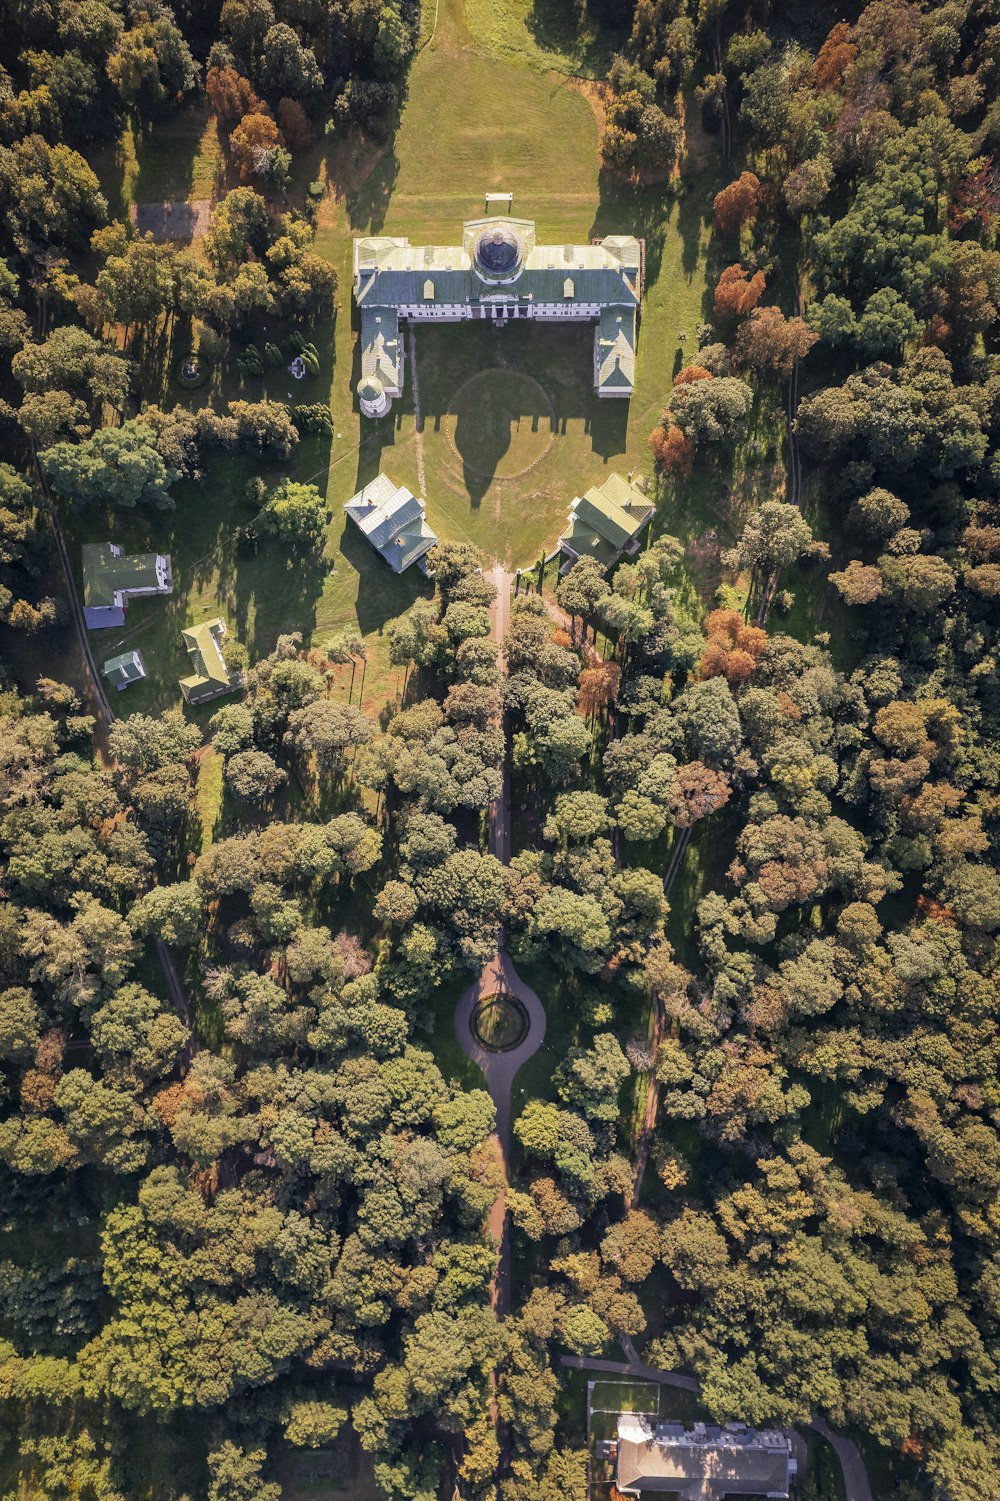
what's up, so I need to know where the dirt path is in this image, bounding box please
[407,326,427,497]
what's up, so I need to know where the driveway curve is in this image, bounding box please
[454,946,546,1157]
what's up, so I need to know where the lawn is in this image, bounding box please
[590,1379,661,1415]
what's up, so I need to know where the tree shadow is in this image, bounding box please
[523,0,627,75]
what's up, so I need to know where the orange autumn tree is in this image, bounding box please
[230,112,285,180]
[698,608,767,685]
[277,97,313,150]
[815,21,857,90]
[713,171,761,235]
[673,364,713,384]
[734,305,818,378]
[714,263,766,319]
[649,423,694,476]
[206,65,266,123]
[578,661,622,718]
[666,761,732,827]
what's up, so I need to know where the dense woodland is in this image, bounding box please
[0,1,998,1500]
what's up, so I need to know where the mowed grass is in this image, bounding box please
[463,0,627,76]
[590,1379,661,1415]
[93,97,224,217]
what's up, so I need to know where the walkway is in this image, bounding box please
[453,564,545,1316]
[560,1352,874,1501]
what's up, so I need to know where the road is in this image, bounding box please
[561,1352,874,1501]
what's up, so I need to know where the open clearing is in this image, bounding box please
[84,0,717,719]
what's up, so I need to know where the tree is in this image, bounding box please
[224,749,287,804]
[207,1443,280,1501]
[713,172,761,235]
[95,232,174,329]
[107,17,197,112]
[666,762,732,827]
[555,1034,631,1121]
[230,112,285,181]
[0,136,107,251]
[734,306,818,378]
[284,1400,347,1448]
[649,423,695,475]
[673,677,742,763]
[829,560,883,604]
[285,700,375,775]
[129,883,205,947]
[259,24,323,101]
[206,65,265,122]
[669,377,754,446]
[277,97,313,150]
[723,501,814,575]
[714,264,766,319]
[42,420,177,510]
[878,553,957,612]
[109,710,200,775]
[544,792,611,845]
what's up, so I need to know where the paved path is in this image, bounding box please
[561,1351,874,1501]
[453,563,546,1319]
[454,947,546,1156]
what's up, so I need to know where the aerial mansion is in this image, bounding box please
[353,209,642,417]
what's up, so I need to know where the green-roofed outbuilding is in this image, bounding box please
[103,649,147,690]
[179,619,243,706]
[557,472,655,573]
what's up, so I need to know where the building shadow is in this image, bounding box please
[338,520,433,636]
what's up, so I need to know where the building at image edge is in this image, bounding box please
[608,1416,796,1500]
[353,213,642,418]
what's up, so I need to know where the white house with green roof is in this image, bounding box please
[557,472,655,572]
[179,619,243,706]
[344,473,438,574]
[82,542,172,628]
[353,211,641,418]
[103,649,147,691]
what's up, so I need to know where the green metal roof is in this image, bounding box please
[82,544,163,607]
[354,220,640,312]
[596,306,636,393]
[559,519,618,567]
[103,650,146,686]
[559,472,654,565]
[180,619,240,704]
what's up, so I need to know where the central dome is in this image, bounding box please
[476,225,521,277]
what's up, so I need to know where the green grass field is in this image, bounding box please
[589,1379,661,1415]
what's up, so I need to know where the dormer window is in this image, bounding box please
[423,279,435,299]
[564,278,575,298]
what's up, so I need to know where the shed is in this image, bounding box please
[103,649,147,690]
